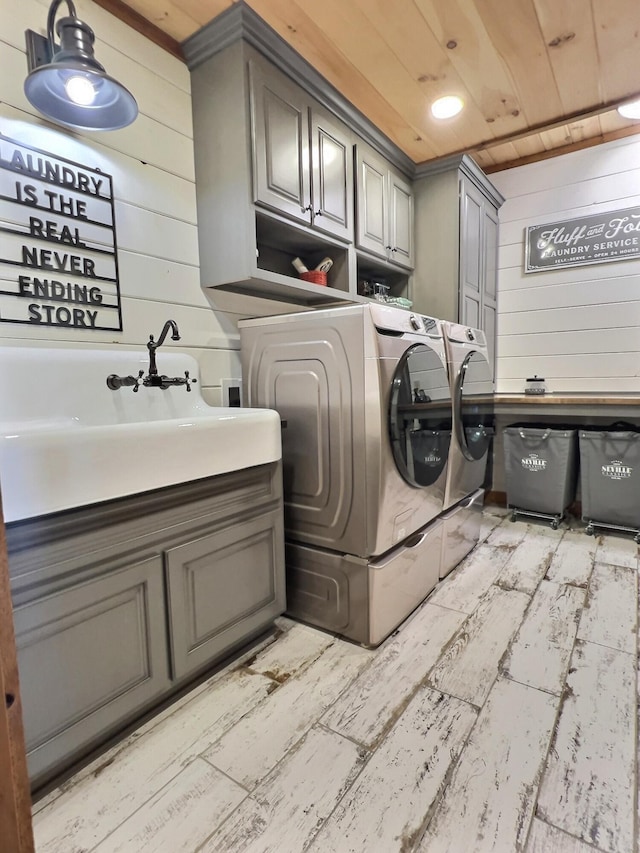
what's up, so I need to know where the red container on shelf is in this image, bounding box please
[300,270,327,286]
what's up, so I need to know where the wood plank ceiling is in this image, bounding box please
[100,0,640,171]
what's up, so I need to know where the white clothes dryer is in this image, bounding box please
[239,303,452,644]
[440,322,494,577]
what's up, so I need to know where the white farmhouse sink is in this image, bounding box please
[0,347,281,523]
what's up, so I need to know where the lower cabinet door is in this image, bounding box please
[14,555,170,786]
[166,510,286,681]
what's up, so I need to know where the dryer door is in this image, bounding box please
[389,343,452,488]
[454,350,494,462]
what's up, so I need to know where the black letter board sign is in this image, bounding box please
[525,206,640,273]
[0,134,122,330]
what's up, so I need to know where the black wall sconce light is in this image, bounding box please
[24,0,138,131]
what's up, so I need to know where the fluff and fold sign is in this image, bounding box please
[525,207,640,273]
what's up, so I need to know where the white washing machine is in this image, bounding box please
[440,321,494,578]
[239,303,452,645]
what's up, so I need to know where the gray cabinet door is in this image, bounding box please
[250,60,311,225]
[15,555,170,786]
[460,175,499,377]
[389,170,414,268]
[483,204,499,378]
[355,144,388,260]
[166,509,286,681]
[356,144,414,268]
[459,176,483,328]
[310,106,353,242]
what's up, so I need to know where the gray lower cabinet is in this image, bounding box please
[8,462,285,788]
[14,555,170,786]
[167,509,285,680]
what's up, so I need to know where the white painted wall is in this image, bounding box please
[0,0,241,405]
[491,135,640,394]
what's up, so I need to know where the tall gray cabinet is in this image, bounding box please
[412,155,504,372]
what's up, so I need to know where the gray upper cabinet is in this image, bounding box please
[355,142,414,269]
[184,7,419,307]
[389,171,414,268]
[412,154,503,369]
[310,108,354,242]
[250,59,353,243]
[191,40,356,305]
[250,59,310,226]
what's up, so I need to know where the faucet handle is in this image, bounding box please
[184,370,197,392]
[132,370,144,393]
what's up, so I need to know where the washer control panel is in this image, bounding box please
[370,303,443,338]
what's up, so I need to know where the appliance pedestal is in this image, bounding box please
[440,488,485,579]
[285,517,444,646]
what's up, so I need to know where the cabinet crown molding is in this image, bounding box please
[181,0,414,178]
[414,153,505,208]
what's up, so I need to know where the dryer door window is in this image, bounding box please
[455,351,494,461]
[389,344,452,488]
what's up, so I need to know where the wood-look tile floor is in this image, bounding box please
[32,506,640,853]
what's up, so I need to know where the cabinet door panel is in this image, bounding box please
[463,293,480,330]
[460,178,483,297]
[389,171,414,268]
[15,556,169,785]
[483,302,497,381]
[355,146,387,259]
[166,511,285,680]
[250,61,310,224]
[311,109,353,242]
[483,207,499,303]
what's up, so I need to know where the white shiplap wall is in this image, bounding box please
[0,0,241,405]
[491,135,640,394]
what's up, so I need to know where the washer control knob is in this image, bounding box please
[409,314,421,330]
[466,328,475,341]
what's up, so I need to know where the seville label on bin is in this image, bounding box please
[602,460,632,480]
[0,134,122,331]
[525,206,640,273]
[521,453,547,472]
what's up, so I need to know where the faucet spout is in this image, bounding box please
[147,320,180,377]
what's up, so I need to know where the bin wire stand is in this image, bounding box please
[579,429,640,542]
[503,427,578,529]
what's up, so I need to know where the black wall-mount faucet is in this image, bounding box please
[106,319,197,392]
[145,320,181,385]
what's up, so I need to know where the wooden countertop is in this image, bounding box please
[493,394,640,406]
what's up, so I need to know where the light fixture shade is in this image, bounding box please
[24,3,138,131]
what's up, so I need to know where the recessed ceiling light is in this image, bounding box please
[617,99,640,119]
[431,95,464,120]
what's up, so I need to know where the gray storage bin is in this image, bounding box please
[503,426,578,527]
[579,428,640,540]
